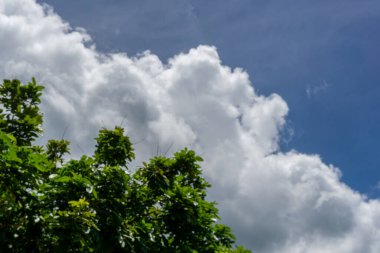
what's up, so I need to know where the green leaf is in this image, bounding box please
[54,176,72,183]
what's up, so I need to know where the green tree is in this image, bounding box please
[0,78,44,146]
[0,79,252,252]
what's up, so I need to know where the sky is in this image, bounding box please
[1,0,380,252]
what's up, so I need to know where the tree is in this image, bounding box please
[0,79,252,252]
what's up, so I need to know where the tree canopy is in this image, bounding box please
[0,78,252,252]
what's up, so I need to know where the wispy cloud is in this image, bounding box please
[306,80,329,99]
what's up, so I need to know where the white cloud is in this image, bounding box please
[306,80,329,99]
[1,1,380,252]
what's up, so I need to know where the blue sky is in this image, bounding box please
[3,0,380,251]
[37,0,380,195]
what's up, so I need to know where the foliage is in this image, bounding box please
[0,79,252,252]
[46,139,70,164]
[0,78,44,146]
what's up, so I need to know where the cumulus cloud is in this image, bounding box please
[1,1,380,252]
